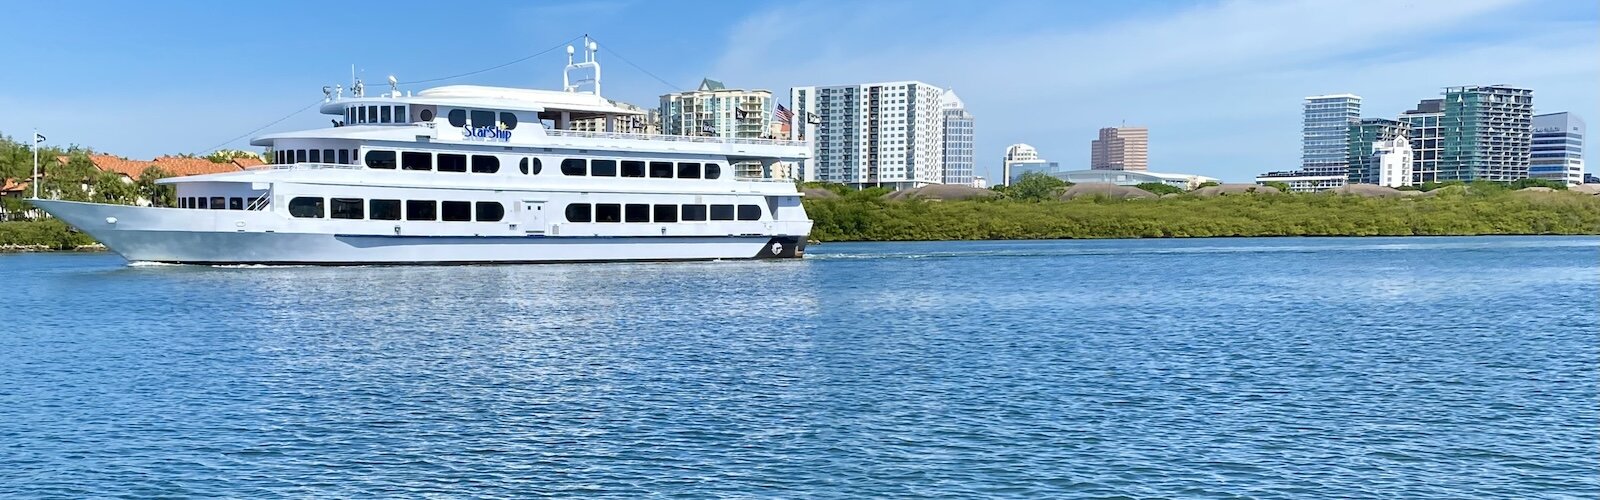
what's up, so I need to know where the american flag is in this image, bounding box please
[773,104,794,124]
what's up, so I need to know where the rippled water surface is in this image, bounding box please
[3,236,1597,497]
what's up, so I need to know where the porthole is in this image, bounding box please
[420,109,435,122]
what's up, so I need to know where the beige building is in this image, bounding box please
[1090,126,1149,171]
[570,100,659,134]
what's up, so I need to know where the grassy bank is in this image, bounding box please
[804,190,1600,242]
[0,219,99,251]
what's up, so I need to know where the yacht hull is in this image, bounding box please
[31,199,806,265]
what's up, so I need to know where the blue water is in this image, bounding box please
[2,236,1596,497]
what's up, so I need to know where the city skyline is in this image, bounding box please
[0,0,1595,183]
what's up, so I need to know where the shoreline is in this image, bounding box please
[6,235,1597,255]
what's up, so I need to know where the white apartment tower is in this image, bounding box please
[791,81,946,190]
[941,91,975,186]
[1373,138,1415,188]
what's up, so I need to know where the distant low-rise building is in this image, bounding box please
[1255,171,1348,193]
[1052,169,1218,190]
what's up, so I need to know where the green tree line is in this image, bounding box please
[803,179,1600,242]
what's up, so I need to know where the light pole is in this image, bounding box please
[31,129,43,199]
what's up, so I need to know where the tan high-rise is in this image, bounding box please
[1090,126,1149,171]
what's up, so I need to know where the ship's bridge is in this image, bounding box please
[320,84,646,133]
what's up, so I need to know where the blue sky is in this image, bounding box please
[2,0,1595,182]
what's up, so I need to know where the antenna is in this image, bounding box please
[562,34,601,96]
[388,75,399,94]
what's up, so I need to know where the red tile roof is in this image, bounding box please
[1,178,28,193]
[231,157,265,169]
[57,154,248,179]
[151,156,245,177]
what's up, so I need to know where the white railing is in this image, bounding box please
[246,162,364,171]
[544,129,809,148]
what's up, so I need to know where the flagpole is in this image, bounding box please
[31,128,39,199]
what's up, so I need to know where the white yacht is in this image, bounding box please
[33,40,813,265]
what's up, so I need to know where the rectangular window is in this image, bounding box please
[677,162,701,179]
[475,202,504,222]
[437,154,467,172]
[337,149,350,165]
[470,155,499,174]
[394,106,406,123]
[564,203,592,223]
[196,197,208,209]
[367,106,379,123]
[737,205,762,221]
[288,197,323,218]
[330,198,364,219]
[682,204,707,221]
[229,197,243,210]
[625,204,649,223]
[561,158,587,176]
[406,200,437,221]
[210,197,226,210]
[591,159,617,177]
[366,150,397,169]
[653,204,678,223]
[621,160,645,177]
[309,149,321,163]
[649,161,673,178]
[595,203,622,223]
[296,150,308,163]
[179,197,188,209]
[370,199,401,220]
[323,149,334,163]
[441,201,471,221]
[471,109,495,128]
[402,151,431,171]
[710,204,735,221]
[380,106,392,123]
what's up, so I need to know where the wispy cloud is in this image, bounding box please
[709,0,1598,181]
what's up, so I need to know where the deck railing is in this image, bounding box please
[544,129,809,148]
[245,162,364,171]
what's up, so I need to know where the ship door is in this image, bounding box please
[522,200,547,234]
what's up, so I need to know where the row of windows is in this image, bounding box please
[359,150,723,180]
[363,151,502,173]
[179,196,262,210]
[563,203,761,223]
[347,105,409,125]
[558,159,722,179]
[447,109,518,130]
[288,197,505,222]
[277,149,359,165]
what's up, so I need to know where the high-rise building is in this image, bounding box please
[1347,118,1410,184]
[941,91,975,186]
[1090,126,1149,171]
[1439,85,1533,182]
[1372,138,1415,188]
[1303,94,1363,179]
[661,78,773,177]
[1002,144,1058,185]
[1399,99,1444,184]
[1530,112,1585,186]
[791,81,946,190]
